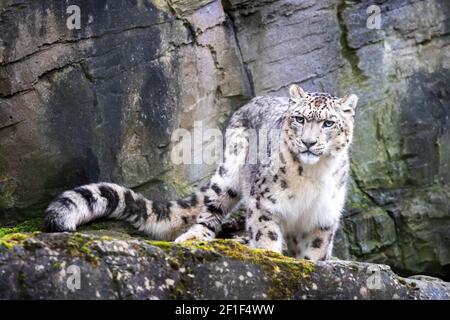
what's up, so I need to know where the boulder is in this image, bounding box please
[0,231,449,300]
[0,0,449,279]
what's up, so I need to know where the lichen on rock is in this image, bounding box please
[0,232,449,300]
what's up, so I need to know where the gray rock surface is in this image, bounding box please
[0,0,252,223]
[0,0,449,279]
[0,232,449,300]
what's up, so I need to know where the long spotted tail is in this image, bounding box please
[44,183,203,241]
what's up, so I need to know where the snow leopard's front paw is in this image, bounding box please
[174,223,216,243]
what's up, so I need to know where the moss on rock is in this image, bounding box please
[64,233,100,265]
[149,239,315,299]
[0,217,42,238]
[0,232,448,299]
[0,233,32,249]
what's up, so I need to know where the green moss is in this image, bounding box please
[147,240,175,250]
[336,1,369,83]
[52,261,63,270]
[0,233,31,249]
[0,217,43,238]
[149,239,315,299]
[152,239,314,270]
[80,244,92,255]
[66,233,99,265]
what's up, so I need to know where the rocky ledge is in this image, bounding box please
[0,231,449,300]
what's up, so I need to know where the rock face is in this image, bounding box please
[0,232,449,300]
[0,0,449,280]
[0,0,252,223]
[329,0,450,281]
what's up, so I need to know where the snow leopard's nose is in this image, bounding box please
[301,139,317,148]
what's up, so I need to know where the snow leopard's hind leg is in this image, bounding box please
[174,123,249,242]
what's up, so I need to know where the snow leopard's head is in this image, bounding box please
[285,84,358,165]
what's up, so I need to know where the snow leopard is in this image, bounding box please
[44,85,358,261]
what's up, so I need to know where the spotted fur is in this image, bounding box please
[44,85,357,261]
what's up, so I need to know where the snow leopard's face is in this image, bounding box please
[285,85,358,165]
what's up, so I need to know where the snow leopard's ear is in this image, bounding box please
[339,94,358,116]
[289,84,308,103]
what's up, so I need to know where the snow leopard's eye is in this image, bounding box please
[294,116,305,124]
[323,120,335,127]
